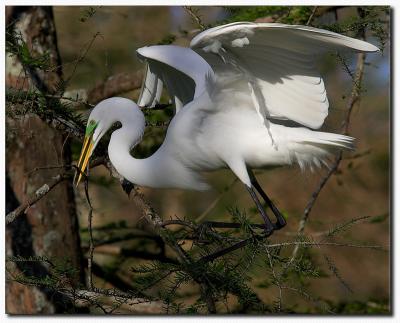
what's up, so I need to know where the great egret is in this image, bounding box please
[76,22,378,236]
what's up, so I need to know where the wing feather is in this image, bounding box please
[137,45,214,113]
[190,22,379,129]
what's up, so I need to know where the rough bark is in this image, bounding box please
[6,6,84,314]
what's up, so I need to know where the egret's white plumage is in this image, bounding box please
[77,22,378,194]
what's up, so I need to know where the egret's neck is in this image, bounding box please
[108,115,156,187]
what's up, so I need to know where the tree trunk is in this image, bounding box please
[6,6,84,314]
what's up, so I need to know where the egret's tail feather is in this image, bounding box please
[302,132,355,150]
[291,131,354,172]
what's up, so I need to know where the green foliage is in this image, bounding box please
[157,34,177,45]
[325,215,370,239]
[222,6,314,25]
[329,298,390,314]
[223,6,288,23]
[318,7,389,51]
[6,89,86,135]
[80,7,100,23]
[6,25,51,70]
[6,255,83,290]
[369,213,389,224]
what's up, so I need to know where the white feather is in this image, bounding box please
[190,22,379,129]
[83,23,377,192]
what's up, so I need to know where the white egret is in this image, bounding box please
[76,22,379,236]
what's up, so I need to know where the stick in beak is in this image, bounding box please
[75,120,98,187]
[75,135,94,187]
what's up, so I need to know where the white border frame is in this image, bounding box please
[1,1,396,322]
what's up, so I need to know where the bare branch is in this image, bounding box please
[5,158,105,225]
[67,289,164,314]
[306,6,319,26]
[267,241,385,251]
[290,46,367,262]
[195,177,238,223]
[6,173,68,225]
[87,70,143,104]
[132,188,217,313]
[183,6,206,30]
[63,32,102,88]
[84,179,94,291]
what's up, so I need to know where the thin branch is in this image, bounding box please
[290,47,367,262]
[265,245,283,312]
[306,6,318,26]
[267,241,385,251]
[87,70,143,104]
[281,286,334,314]
[183,6,206,30]
[6,173,68,225]
[195,177,238,223]
[63,32,101,88]
[132,188,217,313]
[197,235,263,264]
[59,287,164,314]
[84,179,94,291]
[44,93,94,108]
[6,158,105,225]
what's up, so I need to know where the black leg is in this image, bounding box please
[245,185,274,236]
[248,170,287,230]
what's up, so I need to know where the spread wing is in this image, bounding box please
[137,45,214,112]
[190,22,379,129]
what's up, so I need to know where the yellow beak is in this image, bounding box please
[75,135,94,187]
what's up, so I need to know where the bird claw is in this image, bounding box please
[273,220,286,230]
[264,227,274,237]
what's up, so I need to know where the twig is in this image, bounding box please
[64,32,101,87]
[183,6,206,30]
[306,6,318,26]
[84,179,94,291]
[267,241,385,251]
[6,159,105,225]
[161,219,265,230]
[281,286,334,314]
[195,177,238,223]
[265,245,283,312]
[44,94,94,108]
[197,235,263,264]
[60,288,164,314]
[6,173,68,225]
[132,188,217,313]
[337,53,355,81]
[290,48,367,262]
[87,70,143,104]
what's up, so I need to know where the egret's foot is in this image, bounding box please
[248,169,287,231]
[268,201,287,230]
[273,214,287,230]
[263,226,274,237]
[246,185,275,236]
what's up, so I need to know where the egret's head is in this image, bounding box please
[75,97,142,186]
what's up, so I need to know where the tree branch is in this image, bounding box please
[87,70,143,104]
[290,49,367,262]
[306,6,318,26]
[5,158,105,225]
[84,179,94,291]
[183,6,206,30]
[5,173,68,225]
